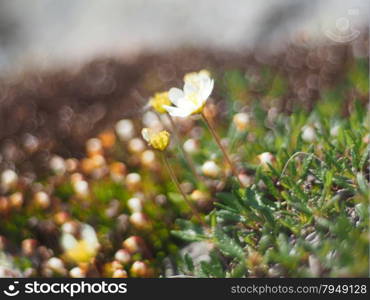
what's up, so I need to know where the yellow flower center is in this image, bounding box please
[149,92,171,114]
[65,240,97,263]
[187,92,200,106]
[186,92,204,114]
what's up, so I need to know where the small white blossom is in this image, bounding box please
[301,125,316,142]
[201,160,221,178]
[183,139,199,154]
[69,267,86,278]
[49,156,66,175]
[258,152,275,166]
[115,119,135,141]
[127,197,143,213]
[233,112,250,131]
[164,70,214,117]
[330,124,340,137]
[1,169,18,191]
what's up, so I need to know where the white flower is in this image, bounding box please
[201,160,220,178]
[164,70,214,117]
[60,223,100,263]
[115,119,135,141]
[46,257,66,275]
[128,138,146,153]
[1,169,18,190]
[183,138,199,154]
[0,251,23,277]
[141,150,156,167]
[233,112,250,131]
[114,249,131,264]
[129,212,151,230]
[127,197,143,213]
[34,191,50,209]
[72,180,89,198]
[330,124,340,137]
[69,266,86,278]
[301,125,316,142]
[112,269,128,278]
[49,156,66,175]
[142,111,164,131]
[86,138,102,155]
[258,152,275,166]
[125,173,141,190]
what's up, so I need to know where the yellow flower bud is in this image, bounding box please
[141,128,170,151]
[149,92,171,114]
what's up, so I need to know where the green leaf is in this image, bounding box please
[356,172,369,196]
[216,192,246,213]
[227,260,247,278]
[171,220,207,242]
[214,226,245,260]
[199,251,225,278]
[216,210,245,223]
[184,253,195,273]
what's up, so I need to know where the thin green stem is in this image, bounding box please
[279,152,325,180]
[161,152,207,227]
[166,113,203,183]
[201,112,243,187]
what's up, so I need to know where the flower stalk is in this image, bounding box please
[201,111,243,186]
[161,152,207,227]
[166,113,203,183]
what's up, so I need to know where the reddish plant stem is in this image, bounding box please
[201,111,243,186]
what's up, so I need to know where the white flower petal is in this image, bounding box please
[141,128,153,142]
[168,88,184,106]
[166,71,214,117]
[163,105,192,118]
[81,224,99,249]
[201,79,214,101]
[61,233,77,251]
[198,72,211,82]
[183,81,197,95]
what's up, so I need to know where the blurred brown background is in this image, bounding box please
[0,0,368,174]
